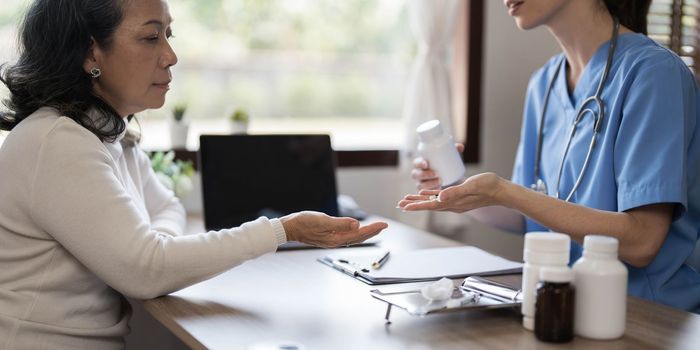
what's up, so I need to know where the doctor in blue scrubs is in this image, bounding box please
[399,0,700,313]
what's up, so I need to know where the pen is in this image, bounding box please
[332,259,360,277]
[371,251,390,269]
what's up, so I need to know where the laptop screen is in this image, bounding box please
[199,134,339,231]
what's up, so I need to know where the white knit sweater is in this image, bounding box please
[0,107,287,349]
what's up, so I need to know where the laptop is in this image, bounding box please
[199,134,370,249]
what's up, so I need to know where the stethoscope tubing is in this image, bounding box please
[533,17,620,202]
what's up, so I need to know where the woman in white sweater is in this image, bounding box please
[0,0,388,349]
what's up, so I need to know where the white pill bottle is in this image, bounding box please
[573,235,628,339]
[521,232,570,331]
[416,120,465,187]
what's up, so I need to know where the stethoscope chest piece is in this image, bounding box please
[531,178,548,195]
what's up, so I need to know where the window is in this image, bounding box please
[649,0,700,75]
[140,0,414,151]
[0,0,484,165]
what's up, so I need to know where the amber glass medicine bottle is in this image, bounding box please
[535,266,575,343]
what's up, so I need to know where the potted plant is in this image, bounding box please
[229,107,249,134]
[169,103,189,149]
[150,151,195,197]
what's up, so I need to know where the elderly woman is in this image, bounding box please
[0,0,387,348]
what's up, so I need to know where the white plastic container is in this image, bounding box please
[573,235,628,339]
[521,232,570,331]
[416,120,465,187]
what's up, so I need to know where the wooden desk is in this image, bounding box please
[142,215,700,349]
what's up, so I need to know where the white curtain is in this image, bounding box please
[396,0,462,229]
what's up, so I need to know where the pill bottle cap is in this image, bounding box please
[583,235,619,254]
[416,120,445,142]
[524,232,570,253]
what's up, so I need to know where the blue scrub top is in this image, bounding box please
[512,33,700,312]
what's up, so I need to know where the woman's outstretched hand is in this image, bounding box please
[398,172,506,213]
[281,211,388,248]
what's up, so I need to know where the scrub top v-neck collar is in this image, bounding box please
[552,33,633,114]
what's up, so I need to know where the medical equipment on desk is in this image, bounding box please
[370,276,522,323]
[531,17,620,202]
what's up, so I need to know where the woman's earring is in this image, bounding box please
[89,67,102,78]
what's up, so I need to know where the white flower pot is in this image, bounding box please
[174,175,193,197]
[229,120,249,134]
[169,121,189,149]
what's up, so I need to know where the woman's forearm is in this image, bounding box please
[497,179,673,267]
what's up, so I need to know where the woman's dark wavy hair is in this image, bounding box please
[0,0,128,143]
[603,0,652,35]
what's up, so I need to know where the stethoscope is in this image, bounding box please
[531,17,620,202]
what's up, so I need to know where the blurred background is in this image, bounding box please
[1,0,415,150]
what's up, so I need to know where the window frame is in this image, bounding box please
[649,0,700,78]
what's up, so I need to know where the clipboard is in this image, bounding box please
[370,276,522,321]
[317,246,523,285]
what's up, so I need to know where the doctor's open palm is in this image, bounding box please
[398,172,505,213]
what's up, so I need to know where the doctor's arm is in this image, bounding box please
[399,172,673,268]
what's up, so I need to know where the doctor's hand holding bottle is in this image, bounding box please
[412,143,465,191]
[404,143,526,233]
